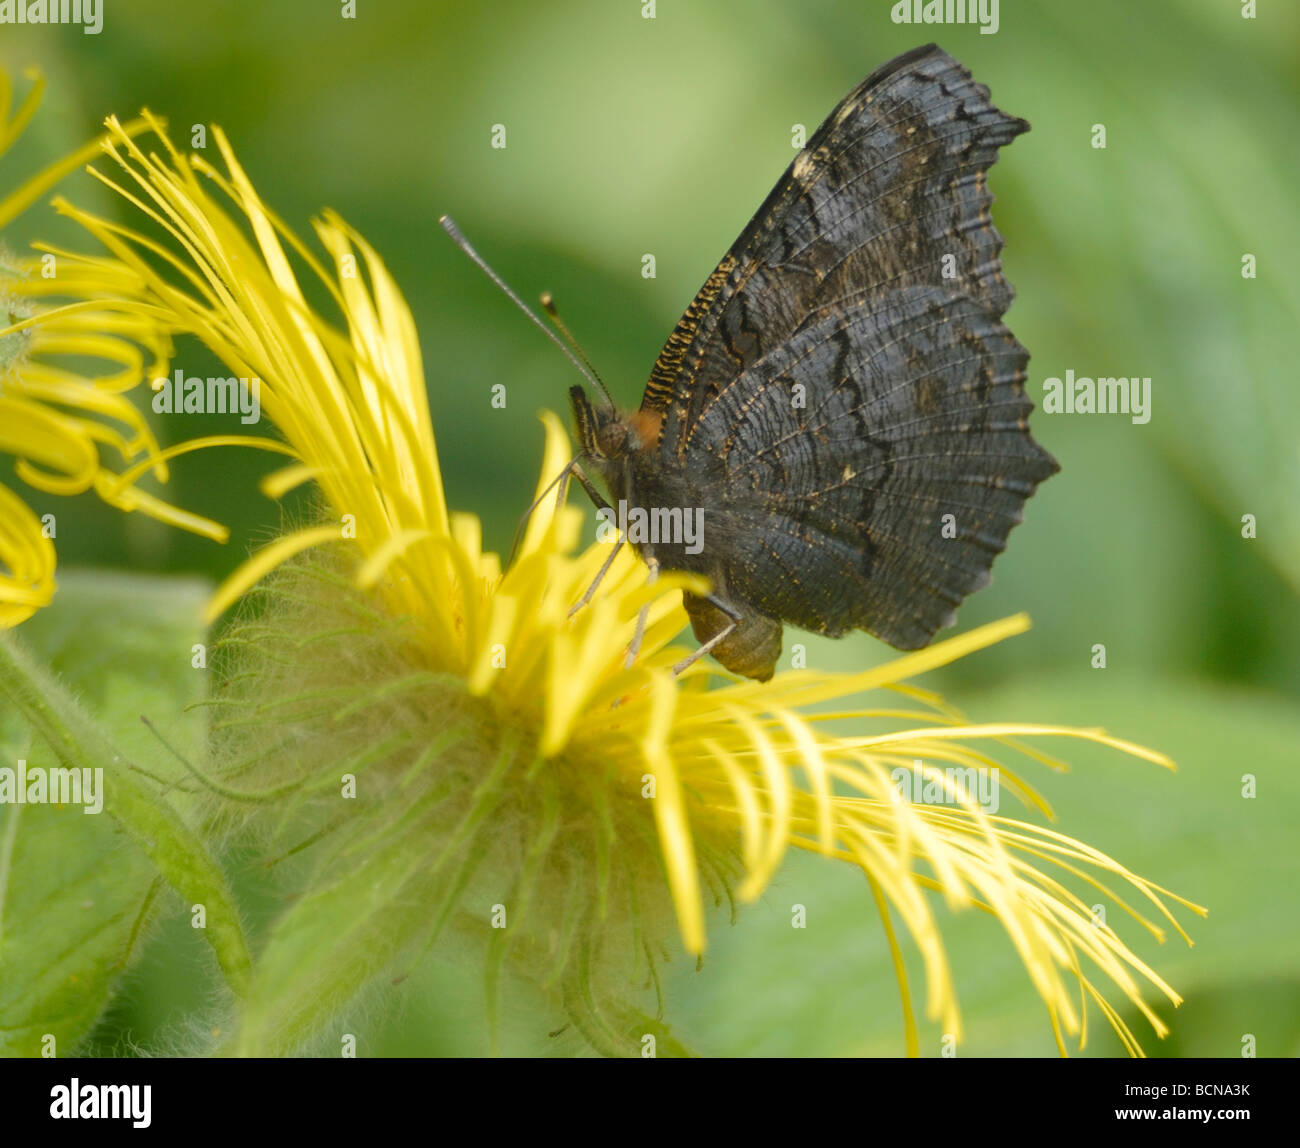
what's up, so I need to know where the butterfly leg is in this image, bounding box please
[624,555,659,668]
[672,593,740,676]
[568,534,625,617]
[506,454,587,566]
[567,462,612,514]
[561,462,628,617]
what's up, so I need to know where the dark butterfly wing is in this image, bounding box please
[685,287,1048,648]
[644,43,1026,435]
[639,43,1056,649]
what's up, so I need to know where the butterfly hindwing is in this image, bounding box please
[685,286,1054,647]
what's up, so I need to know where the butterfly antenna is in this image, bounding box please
[539,291,615,411]
[439,215,608,400]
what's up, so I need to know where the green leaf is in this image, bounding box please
[0,570,250,1055]
[225,731,503,1057]
[224,812,451,1057]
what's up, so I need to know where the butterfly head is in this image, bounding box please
[570,385,634,461]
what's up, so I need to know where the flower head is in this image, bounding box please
[53,113,1204,1056]
[0,69,226,626]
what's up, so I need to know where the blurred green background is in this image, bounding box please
[2,0,1297,1056]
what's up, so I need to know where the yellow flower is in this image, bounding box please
[0,69,225,627]
[57,113,1204,1056]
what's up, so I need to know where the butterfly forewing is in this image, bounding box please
[644,43,1028,436]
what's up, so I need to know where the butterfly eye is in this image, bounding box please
[596,421,630,458]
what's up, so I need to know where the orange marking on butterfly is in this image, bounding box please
[627,407,666,451]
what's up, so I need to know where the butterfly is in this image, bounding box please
[558,43,1059,681]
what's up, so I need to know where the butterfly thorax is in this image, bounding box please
[569,385,718,564]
